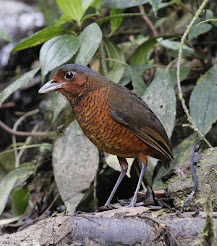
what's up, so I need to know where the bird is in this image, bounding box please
[39,64,173,207]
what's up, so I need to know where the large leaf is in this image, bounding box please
[102,0,148,8]
[52,121,99,214]
[129,67,146,97]
[103,38,126,82]
[170,66,190,86]
[82,0,96,12]
[56,0,83,22]
[50,92,69,122]
[158,39,194,55]
[119,64,152,86]
[11,187,30,216]
[0,67,40,107]
[12,26,67,52]
[0,28,12,42]
[149,0,162,15]
[188,10,213,41]
[130,38,157,65]
[110,9,123,33]
[190,64,217,135]
[143,69,176,138]
[75,23,102,66]
[90,0,102,9]
[0,163,35,215]
[188,23,212,41]
[40,34,80,81]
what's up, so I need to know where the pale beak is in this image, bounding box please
[38,80,64,94]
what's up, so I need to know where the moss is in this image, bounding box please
[167,147,217,211]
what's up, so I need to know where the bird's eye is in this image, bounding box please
[65,71,74,80]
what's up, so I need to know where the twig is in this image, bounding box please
[139,5,158,37]
[15,125,39,168]
[100,41,108,77]
[176,0,212,148]
[180,140,202,213]
[0,120,53,137]
[0,144,50,156]
[12,109,39,168]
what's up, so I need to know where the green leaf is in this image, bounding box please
[12,26,67,52]
[103,37,126,82]
[55,13,73,26]
[188,23,212,41]
[190,64,217,135]
[0,28,12,42]
[56,0,83,22]
[0,163,35,215]
[0,67,40,107]
[0,146,15,173]
[0,174,17,216]
[53,121,99,214]
[148,0,162,15]
[128,65,151,96]
[158,39,194,55]
[188,10,213,41]
[90,0,102,9]
[82,0,95,12]
[131,69,146,97]
[11,187,30,216]
[130,38,158,65]
[143,69,176,138]
[170,66,190,86]
[50,92,68,122]
[40,34,80,81]
[119,64,152,86]
[102,0,148,8]
[75,23,102,66]
[110,9,123,33]
[39,143,53,153]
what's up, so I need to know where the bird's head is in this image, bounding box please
[38,64,100,102]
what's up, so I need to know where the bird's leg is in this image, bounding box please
[128,155,148,207]
[104,157,128,206]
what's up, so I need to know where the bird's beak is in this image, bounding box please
[38,80,64,94]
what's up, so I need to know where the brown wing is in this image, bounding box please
[108,84,173,162]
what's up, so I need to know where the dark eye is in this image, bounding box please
[65,71,74,80]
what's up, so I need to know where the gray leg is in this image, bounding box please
[128,161,147,207]
[104,157,128,206]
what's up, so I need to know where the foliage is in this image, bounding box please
[0,0,217,217]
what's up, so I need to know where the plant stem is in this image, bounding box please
[177,0,212,148]
[0,120,53,137]
[139,5,158,37]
